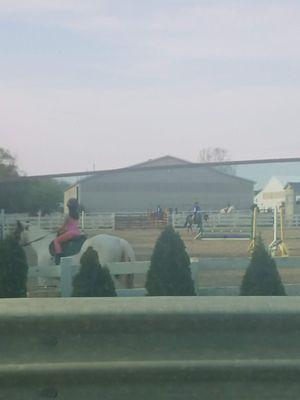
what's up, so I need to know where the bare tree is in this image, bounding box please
[0,148,18,177]
[197,147,236,175]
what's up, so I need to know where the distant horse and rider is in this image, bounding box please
[220,204,235,214]
[184,202,207,234]
[184,202,235,233]
[184,212,207,234]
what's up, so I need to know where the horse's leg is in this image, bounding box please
[125,274,134,289]
[197,216,203,235]
[120,249,134,289]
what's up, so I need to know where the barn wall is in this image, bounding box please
[285,187,294,220]
[64,185,79,213]
[259,177,285,209]
[285,186,300,220]
[80,191,252,212]
[78,166,254,212]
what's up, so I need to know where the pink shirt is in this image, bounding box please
[65,217,80,233]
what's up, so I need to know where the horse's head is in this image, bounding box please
[14,220,29,244]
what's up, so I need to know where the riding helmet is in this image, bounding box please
[67,198,79,209]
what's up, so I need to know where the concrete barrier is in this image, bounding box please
[1,297,300,399]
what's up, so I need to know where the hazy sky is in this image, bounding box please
[1,0,300,175]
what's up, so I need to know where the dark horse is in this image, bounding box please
[184,213,207,233]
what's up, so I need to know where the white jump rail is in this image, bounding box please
[28,256,300,297]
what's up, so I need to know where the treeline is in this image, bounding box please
[0,147,67,214]
[0,179,67,214]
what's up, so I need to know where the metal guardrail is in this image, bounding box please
[2,297,300,399]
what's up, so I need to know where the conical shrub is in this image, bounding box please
[240,236,285,296]
[72,247,116,297]
[0,235,28,298]
[146,226,195,296]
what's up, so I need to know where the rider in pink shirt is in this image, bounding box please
[54,198,81,263]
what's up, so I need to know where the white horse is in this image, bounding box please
[17,222,136,288]
[220,205,235,214]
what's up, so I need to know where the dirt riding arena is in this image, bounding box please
[108,227,300,260]
[90,226,300,288]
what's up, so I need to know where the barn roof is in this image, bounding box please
[63,155,254,192]
[129,155,192,169]
[284,182,300,190]
[275,176,300,186]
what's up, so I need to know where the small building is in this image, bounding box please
[285,182,300,221]
[254,176,300,211]
[64,156,254,213]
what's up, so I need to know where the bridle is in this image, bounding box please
[22,233,51,247]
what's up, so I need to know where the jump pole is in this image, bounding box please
[247,205,258,255]
[269,205,288,257]
[269,207,278,257]
[279,206,289,256]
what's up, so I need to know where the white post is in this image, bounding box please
[172,212,175,228]
[273,206,278,243]
[0,209,5,240]
[269,207,278,257]
[112,213,116,230]
[50,215,54,231]
[60,257,76,297]
[38,210,42,228]
[190,262,199,295]
[81,211,85,230]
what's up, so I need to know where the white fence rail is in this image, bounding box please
[28,256,300,297]
[2,209,300,236]
[80,212,115,230]
[0,210,115,234]
[172,210,275,230]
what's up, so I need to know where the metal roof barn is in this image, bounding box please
[64,156,254,212]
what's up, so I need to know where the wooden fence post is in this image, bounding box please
[81,211,85,230]
[60,257,76,297]
[37,210,42,228]
[190,261,200,295]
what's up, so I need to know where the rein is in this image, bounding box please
[22,234,51,247]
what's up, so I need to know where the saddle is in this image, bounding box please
[49,235,87,258]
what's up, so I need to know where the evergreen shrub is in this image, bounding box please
[72,247,116,297]
[240,236,285,296]
[0,235,28,298]
[146,226,195,296]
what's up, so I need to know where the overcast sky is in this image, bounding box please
[1,0,300,175]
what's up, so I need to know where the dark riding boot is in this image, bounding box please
[55,253,62,265]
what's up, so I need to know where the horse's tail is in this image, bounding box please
[120,239,136,262]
